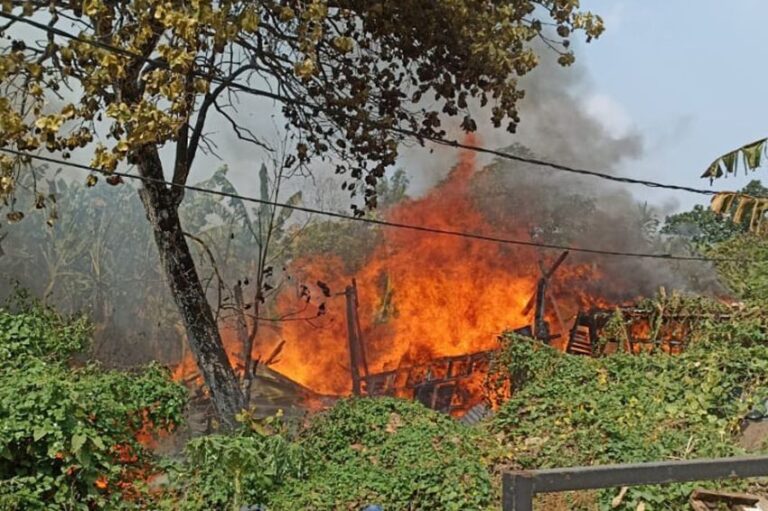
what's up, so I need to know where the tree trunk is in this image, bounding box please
[137,150,244,428]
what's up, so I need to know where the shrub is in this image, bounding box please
[491,326,768,510]
[0,304,186,509]
[0,304,90,367]
[269,397,495,511]
[163,415,307,511]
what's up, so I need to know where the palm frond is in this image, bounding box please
[710,192,768,234]
[702,138,768,180]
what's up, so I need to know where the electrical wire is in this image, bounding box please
[0,11,749,199]
[0,147,755,263]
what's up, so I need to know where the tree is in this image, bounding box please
[661,180,768,248]
[0,1,604,426]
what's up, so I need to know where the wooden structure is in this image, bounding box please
[564,307,733,356]
[343,278,494,413]
[344,279,369,395]
[521,251,569,343]
[361,350,494,413]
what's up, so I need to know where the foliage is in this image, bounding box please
[490,308,768,510]
[699,136,768,235]
[662,204,744,247]
[708,234,768,304]
[662,181,768,246]
[0,163,305,365]
[0,304,186,510]
[0,301,90,366]
[160,415,306,511]
[0,172,181,363]
[0,1,604,210]
[269,398,495,511]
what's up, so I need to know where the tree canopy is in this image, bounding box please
[0,0,603,209]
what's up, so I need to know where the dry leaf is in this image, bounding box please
[611,486,628,508]
[385,412,403,434]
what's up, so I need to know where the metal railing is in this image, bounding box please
[502,455,768,511]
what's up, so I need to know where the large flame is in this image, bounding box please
[175,137,616,400]
[257,138,604,395]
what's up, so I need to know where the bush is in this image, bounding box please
[0,303,90,367]
[269,397,495,511]
[0,304,186,509]
[163,417,306,511]
[490,325,768,510]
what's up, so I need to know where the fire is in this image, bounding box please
[174,135,623,406]
[255,136,606,396]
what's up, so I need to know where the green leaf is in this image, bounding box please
[91,435,105,450]
[33,427,47,441]
[71,433,86,453]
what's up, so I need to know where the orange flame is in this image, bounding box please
[175,136,619,405]
[257,136,607,396]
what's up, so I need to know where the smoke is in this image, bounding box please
[0,42,724,375]
[395,48,723,300]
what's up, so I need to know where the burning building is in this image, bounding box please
[174,137,725,422]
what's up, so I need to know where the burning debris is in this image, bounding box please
[173,141,727,420]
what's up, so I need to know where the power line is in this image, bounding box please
[0,11,742,199]
[1,147,754,263]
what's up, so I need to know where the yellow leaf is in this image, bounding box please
[732,196,751,224]
[294,57,315,78]
[193,78,209,93]
[240,7,259,33]
[710,193,732,215]
[28,83,43,97]
[59,46,73,64]
[332,36,354,53]
[86,174,98,187]
[278,6,295,22]
[61,104,76,119]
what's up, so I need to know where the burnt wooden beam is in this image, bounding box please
[345,283,363,395]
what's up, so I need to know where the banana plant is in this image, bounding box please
[182,162,303,404]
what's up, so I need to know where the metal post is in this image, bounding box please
[502,472,534,511]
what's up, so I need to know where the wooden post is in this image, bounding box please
[351,279,369,377]
[533,278,550,342]
[345,280,366,395]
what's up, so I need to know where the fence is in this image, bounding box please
[502,455,768,510]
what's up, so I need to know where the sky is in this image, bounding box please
[577,0,768,212]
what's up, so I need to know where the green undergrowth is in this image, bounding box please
[163,398,497,511]
[490,300,768,510]
[268,398,496,511]
[6,293,768,510]
[0,301,186,510]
